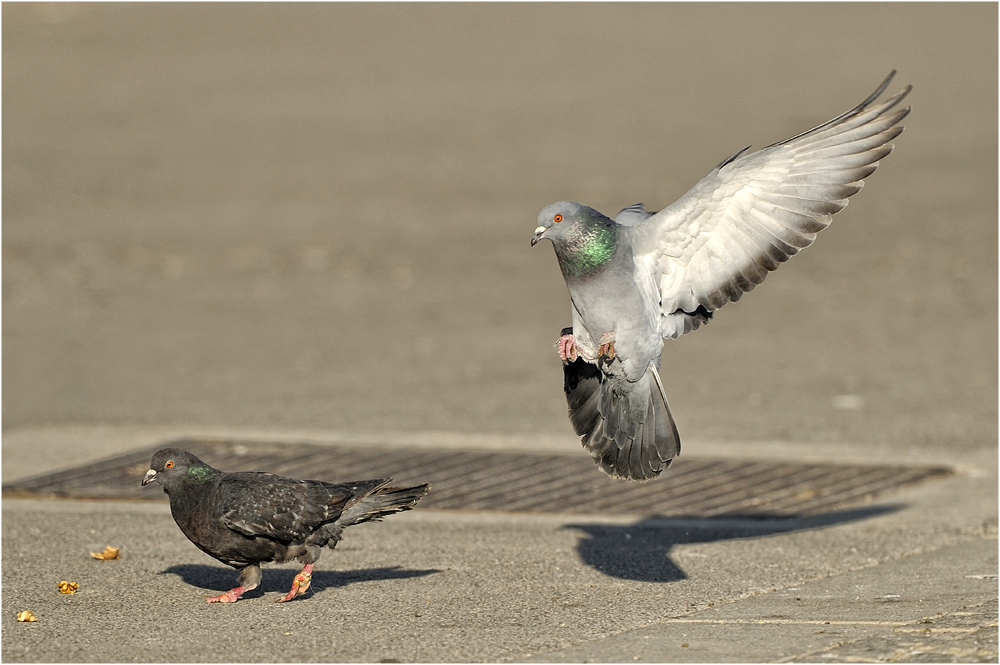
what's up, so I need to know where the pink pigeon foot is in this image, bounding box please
[206,583,257,604]
[557,334,579,362]
[275,564,313,603]
[597,332,616,359]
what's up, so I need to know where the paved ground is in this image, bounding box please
[2,429,996,663]
[3,3,996,662]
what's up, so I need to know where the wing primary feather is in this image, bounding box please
[744,208,804,255]
[796,145,895,170]
[719,231,767,286]
[768,72,909,149]
[706,233,753,296]
[783,166,877,185]
[772,183,861,201]
[788,97,909,149]
[795,129,902,161]
[792,110,908,153]
[759,193,846,218]
[729,220,787,270]
[747,205,817,249]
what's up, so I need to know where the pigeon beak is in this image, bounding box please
[531,226,547,247]
[141,469,157,486]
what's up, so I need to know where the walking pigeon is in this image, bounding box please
[142,448,430,603]
[532,71,911,481]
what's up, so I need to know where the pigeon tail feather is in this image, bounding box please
[339,483,431,526]
[563,357,680,480]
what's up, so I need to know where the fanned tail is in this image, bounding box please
[563,356,680,481]
[339,482,431,526]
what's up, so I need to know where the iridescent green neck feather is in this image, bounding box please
[187,465,217,482]
[559,223,618,278]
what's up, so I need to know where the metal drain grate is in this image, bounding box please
[2,438,952,518]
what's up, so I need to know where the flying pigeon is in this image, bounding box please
[142,448,430,603]
[532,71,911,481]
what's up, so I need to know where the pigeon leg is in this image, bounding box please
[597,332,616,359]
[275,563,313,603]
[557,333,579,362]
[206,583,257,604]
[207,564,261,604]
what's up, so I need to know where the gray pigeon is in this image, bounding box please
[142,448,430,603]
[532,71,911,481]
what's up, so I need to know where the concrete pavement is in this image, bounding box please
[3,3,996,662]
[2,426,996,662]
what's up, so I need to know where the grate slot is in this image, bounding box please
[2,438,953,518]
[645,462,803,515]
[694,464,838,517]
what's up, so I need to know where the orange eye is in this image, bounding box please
[165,460,174,469]
[553,214,563,223]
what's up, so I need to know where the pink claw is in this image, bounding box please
[557,334,579,362]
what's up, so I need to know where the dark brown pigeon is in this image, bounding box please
[142,448,430,603]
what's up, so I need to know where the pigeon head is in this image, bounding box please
[532,201,619,278]
[142,448,217,491]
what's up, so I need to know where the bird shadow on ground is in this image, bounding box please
[158,564,440,599]
[565,504,900,583]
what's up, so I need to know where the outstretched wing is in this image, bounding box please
[218,472,388,541]
[630,71,911,339]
